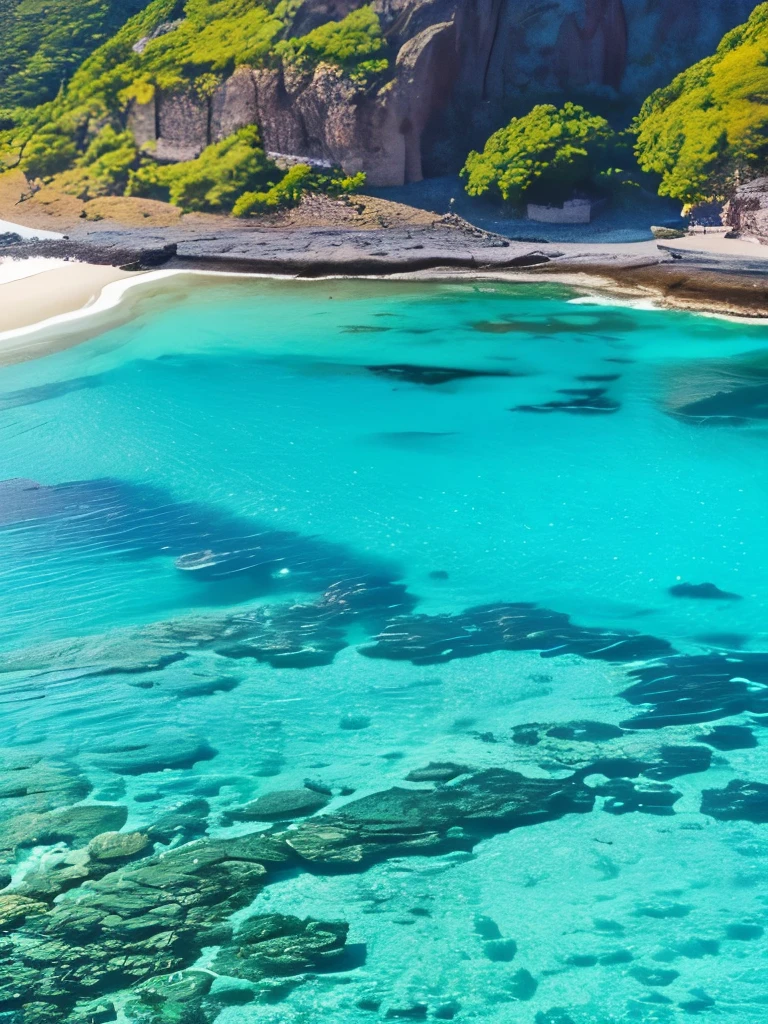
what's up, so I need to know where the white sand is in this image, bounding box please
[0,216,63,240]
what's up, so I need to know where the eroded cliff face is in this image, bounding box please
[128,0,757,187]
[724,178,768,245]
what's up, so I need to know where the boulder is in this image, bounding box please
[213,913,349,980]
[0,894,48,929]
[285,768,594,866]
[223,788,328,822]
[701,780,768,823]
[723,178,768,244]
[83,729,217,775]
[405,763,470,782]
[87,831,150,862]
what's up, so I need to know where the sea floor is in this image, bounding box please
[0,277,767,1024]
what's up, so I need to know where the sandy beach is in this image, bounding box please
[0,202,765,369]
[0,260,133,332]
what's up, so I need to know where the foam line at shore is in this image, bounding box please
[1,259,766,365]
[0,266,171,344]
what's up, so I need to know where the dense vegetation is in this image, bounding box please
[275,6,388,85]
[462,4,768,209]
[0,0,149,108]
[633,2,768,203]
[461,103,623,207]
[0,0,377,214]
[1,0,765,217]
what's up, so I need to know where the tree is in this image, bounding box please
[461,103,619,207]
[633,3,768,204]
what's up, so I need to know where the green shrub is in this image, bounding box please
[275,6,388,82]
[233,164,366,216]
[633,3,768,203]
[19,121,81,177]
[461,103,621,207]
[233,162,314,216]
[126,126,274,210]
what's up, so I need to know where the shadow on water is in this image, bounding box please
[0,475,406,606]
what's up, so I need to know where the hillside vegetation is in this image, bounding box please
[0,0,376,214]
[633,2,768,203]
[0,0,148,108]
[1,0,766,217]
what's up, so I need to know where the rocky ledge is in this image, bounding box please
[0,217,556,275]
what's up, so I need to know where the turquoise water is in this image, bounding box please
[1,276,768,1023]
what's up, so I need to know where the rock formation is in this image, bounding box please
[127,0,757,186]
[723,178,768,245]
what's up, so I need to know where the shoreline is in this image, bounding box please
[1,257,767,366]
[1,222,766,362]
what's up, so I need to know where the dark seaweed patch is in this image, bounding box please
[365,364,516,386]
[471,312,637,336]
[0,477,408,609]
[669,582,742,601]
[695,725,757,751]
[360,602,673,666]
[576,374,621,383]
[693,632,749,649]
[620,652,768,729]
[701,780,768,823]
[511,387,619,415]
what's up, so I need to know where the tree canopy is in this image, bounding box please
[461,103,619,207]
[633,2,768,203]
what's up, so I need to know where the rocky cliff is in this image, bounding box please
[724,178,768,245]
[128,0,757,187]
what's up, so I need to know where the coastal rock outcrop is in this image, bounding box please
[126,0,756,186]
[723,178,768,245]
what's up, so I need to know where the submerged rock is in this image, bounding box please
[145,798,210,843]
[284,768,594,867]
[0,804,127,863]
[360,602,673,666]
[701,780,768,823]
[620,652,768,728]
[0,750,92,815]
[545,721,625,743]
[224,788,328,822]
[672,382,768,425]
[0,832,292,1012]
[83,729,217,775]
[0,894,48,929]
[405,763,470,783]
[339,714,371,731]
[669,582,742,600]
[597,778,681,816]
[366,364,515,386]
[512,387,620,416]
[213,913,349,980]
[695,725,757,751]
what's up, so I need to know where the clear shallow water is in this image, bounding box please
[1,277,768,1023]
